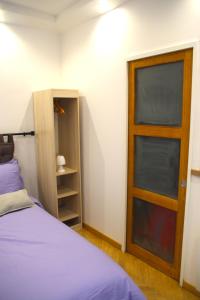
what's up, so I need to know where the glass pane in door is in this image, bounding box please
[135,61,183,126]
[134,136,180,199]
[133,198,176,263]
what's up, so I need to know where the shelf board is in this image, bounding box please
[56,167,77,176]
[191,169,200,177]
[71,223,82,231]
[59,208,79,222]
[57,187,78,199]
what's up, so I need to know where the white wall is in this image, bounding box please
[1,0,199,290]
[0,24,61,197]
[61,0,200,289]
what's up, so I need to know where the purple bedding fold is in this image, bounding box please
[0,202,145,300]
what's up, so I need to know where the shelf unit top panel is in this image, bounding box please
[33,89,79,99]
[52,89,79,98]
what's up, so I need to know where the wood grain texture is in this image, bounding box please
[33,89,82,228]
[33,90,58,217]
[79,228,200,300]
[51,89,79,98]
[127,48,193,280]
[174,49,193,281]
[132,187,178,211]
[191,169,200,177]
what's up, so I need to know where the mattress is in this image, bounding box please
[0,199,145,300]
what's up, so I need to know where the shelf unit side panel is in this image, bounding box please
[76,98,82,225]
[33,90,58,217]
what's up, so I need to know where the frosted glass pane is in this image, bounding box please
[134,136,180,199]
[133,198,176,263]
[135,61,183,126]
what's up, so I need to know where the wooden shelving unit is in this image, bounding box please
[33,89,82,229]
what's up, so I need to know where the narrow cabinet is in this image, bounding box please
[33,89,82,229]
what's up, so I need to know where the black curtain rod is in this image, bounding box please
[2,131,35,137]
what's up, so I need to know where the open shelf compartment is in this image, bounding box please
[58,195,80,224]
[56,173,80,199]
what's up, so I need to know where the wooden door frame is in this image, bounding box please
[122,41,200,285]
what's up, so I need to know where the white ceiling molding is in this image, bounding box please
[0,0,128,32]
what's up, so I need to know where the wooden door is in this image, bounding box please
[126,49,193,280]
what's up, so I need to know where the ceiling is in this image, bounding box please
[0,0,128,32]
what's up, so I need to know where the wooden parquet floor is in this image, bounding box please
[78,228,200,300]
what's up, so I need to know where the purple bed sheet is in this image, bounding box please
[0,200,145,300]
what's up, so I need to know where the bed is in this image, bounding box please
[0,148,145,300]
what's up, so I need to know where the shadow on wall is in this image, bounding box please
[14,96,38,198]
[80,97,105,230]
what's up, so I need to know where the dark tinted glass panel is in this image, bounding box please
[135,61,183,126]
[134,136,180,199]
[133,198,176,263]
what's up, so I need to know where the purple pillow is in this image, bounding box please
[0,159,24,195]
